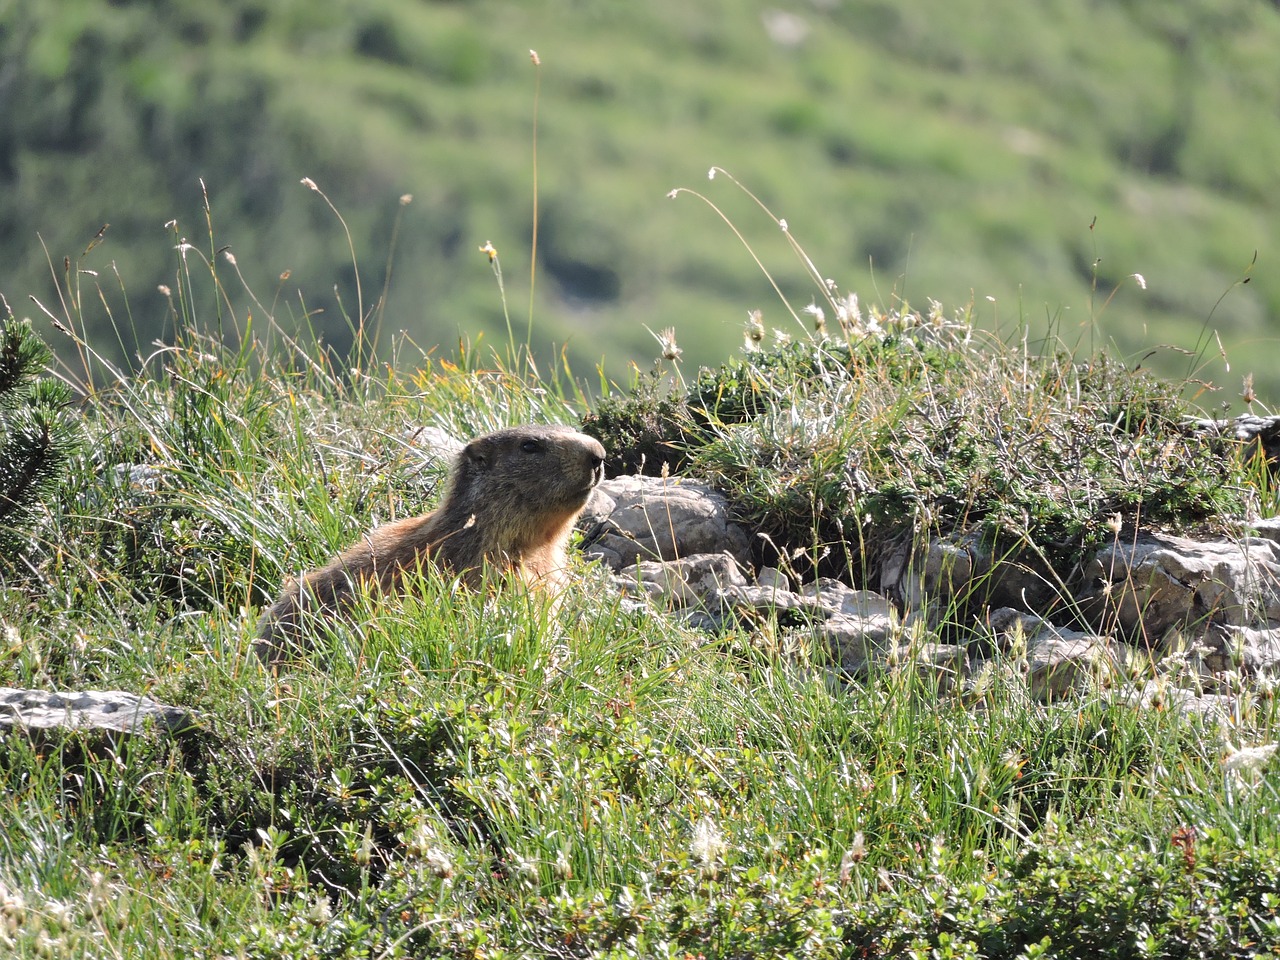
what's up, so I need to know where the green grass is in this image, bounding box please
[2,230,1280,957]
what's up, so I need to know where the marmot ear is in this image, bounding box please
[465,443,489,471]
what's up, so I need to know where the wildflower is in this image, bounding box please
[511,853,539,885]
[690,816,725,871]
[222,250,237,266]
[649,326,682,362]
[1242,373,1256,406]
[424,847,454,879]
[355,823,374,867]
[839,831,866,884]
[399,194,413,206]
[666,188,679,199]
[552,848,573,880]
[301,177,319,191]
[876,867,895,892]
[1105,513,1123,536]
[803,302,826,332]
[529,49,541,66]
[84,872,110,919]
[403,821,436,859]
[1,881,26,925]
[306,893,332,927]
[835,292,861,329]
[744,309,765,352]
[1131,273,1147,290]
[708,167,717,180]
[1170,825,1196,871]
[1223,742,1278,776]
[1001,749,1026,778]
[479,240,498,263]
[778,218,788,233]
[929,835,946,871]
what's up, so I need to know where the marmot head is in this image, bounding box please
[457,424,606,511]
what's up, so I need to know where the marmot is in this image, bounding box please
[255,424,606,658]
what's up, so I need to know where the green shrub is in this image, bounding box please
[0,316,81,566]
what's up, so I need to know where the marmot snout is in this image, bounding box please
[255,424,606,658]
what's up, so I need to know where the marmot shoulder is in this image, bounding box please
[255,423,606,658]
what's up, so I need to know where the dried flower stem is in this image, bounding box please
[528,52,542,370]
[301,178,366,363]
[667,187,802,328]
[708,166,834,313]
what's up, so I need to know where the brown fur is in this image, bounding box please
[255,424,606,659]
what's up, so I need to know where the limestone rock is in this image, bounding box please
[1189,413,1280,463]
[718,583,821,616]
[0,688,193,736]
[618,552,750,609]
[581,475,753,570]
[895,642,970,691]
[986,608,1125,702]
[403,426,466,466]
[799,579,895,620]
[1078,533,1280,638]
[1026,636,1124,702]
[1247,518,1280,545]
[614,549,902,676]
[1113,680,1235,723]
[881,532,1054,621]
[816,608,898,675]
[756,566,790,592]
[1161,621,1280,687]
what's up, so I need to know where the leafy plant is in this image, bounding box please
[0,315,81,565]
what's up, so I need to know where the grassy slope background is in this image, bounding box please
[2,0,1279,402]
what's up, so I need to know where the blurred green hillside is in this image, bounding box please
[3,0,1278,401]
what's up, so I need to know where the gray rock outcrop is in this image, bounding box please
[1189,413,1280,463]
[1077,532,1280,638]
[0,688,192,736]
[583,473,1280,715]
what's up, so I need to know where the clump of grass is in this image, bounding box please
[703,313,1250,565]
[588,298,1258,588]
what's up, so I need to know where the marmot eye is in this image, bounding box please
[520,439,541,454]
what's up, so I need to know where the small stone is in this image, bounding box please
[756,566,790,592]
